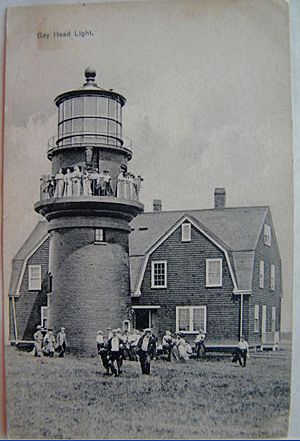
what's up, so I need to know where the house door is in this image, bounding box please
[134,309,150,331]
[262,305,267,343]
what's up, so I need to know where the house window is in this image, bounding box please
[254,304,259,333]
[28,265,42,290]
[206,259,222,287]
[94,228,105,243]
[176,306,206,334]
[181,223,191,242]
[271,265,275,291]
[259,260,264,288]
[151,260,167,288]
[41,306,48,328]
[271,306,276,332]
[264,224,271,246]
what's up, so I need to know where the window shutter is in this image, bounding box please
[271,306,276,332]
[254,304,259,333]
[259,261,264,288]
[271,265,275,291]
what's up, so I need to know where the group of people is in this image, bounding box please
[33,325,68,358]
[160,329,207,362]
[32,323,249,372]
[95,327,209,377]
[96,327,156,376]
[41,164,143,201]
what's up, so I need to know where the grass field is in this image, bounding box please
[5,346,291,439]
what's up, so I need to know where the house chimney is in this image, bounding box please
[153,199,162,212]
[214,188,226,209]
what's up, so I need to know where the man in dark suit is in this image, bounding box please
[137,329,156,375]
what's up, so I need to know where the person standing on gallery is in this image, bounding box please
[90,168,100,195]
[82,169,92,196]
[33,325,44,357]
[63,168,72,197]
[117,164,127,198]
[137,328,156,375]
[103,170,113,196]
[54,168,65,198]
[56,327,68,357]
[71,165,82,196]
[134,175,143,201]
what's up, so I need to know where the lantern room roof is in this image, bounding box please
[54,67,126,107]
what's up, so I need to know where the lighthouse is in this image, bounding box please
[35,68,144,354]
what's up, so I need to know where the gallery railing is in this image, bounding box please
[39,173,142,202]
[47,133,133,157]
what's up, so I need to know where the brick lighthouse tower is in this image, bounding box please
[35,67,144,354]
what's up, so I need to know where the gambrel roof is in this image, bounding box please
[9,206,278,297]
[9,222,50,296]
[129,206,274,294]
[129,206,268,256]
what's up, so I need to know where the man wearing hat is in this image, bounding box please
[137,329,156,374]
[107,329,123,377]
[107,327,113,340]
[56,327,68,358]
[33,325,44,357]
[43,329,56,358]
[103,170,113,196]
[89,167,100,196]
[96,331,110,375]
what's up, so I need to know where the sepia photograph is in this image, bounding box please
[2,0,295,438]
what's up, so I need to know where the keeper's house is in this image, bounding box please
[8,189,282,349]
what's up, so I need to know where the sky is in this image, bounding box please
[3,0,293,331]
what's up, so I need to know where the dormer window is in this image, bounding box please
[181,223,191,242]
[264,224,271,246]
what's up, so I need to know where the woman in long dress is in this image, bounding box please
[123,172,131,199]
[54,168,65,198]
[63,169,72,197]
[175,334,189,362]
[82,169,92,196]
[134,175,143,201]
[71,165,82,196]
[117,170,126,198]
